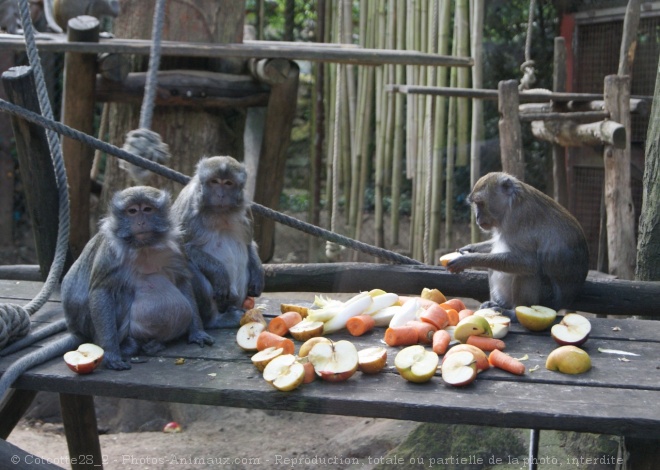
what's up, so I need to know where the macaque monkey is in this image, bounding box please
[0,187,213,400]
[171,156,265,329]
[446,172,589,311]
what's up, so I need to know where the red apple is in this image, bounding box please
[308,340,359,382]
[63,343,104,374]
[551,314,591,346]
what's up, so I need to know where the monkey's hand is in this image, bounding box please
[103,351,132,371]
[446,254,474,273]
[247,271,265,298]
[458,239,493,254]
[188,330,215,347]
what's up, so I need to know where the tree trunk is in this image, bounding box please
[100,0,246,211]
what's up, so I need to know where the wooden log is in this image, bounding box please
[2,66,72,280]
[530,119,626,148]
[568,98,648,115]
[498,80,524,179]
[0,264,43,281]
[247,58,291,85]
[252,62,300,261]
[604,75,636,280]
[95,70,271,108]
[262,262,660,317]
[519,110,608,122]
[60,393,102,470]
[0,34,474,67]
[61,16,99,260]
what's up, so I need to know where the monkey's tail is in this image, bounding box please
[0,333,80,401]
[0,319,68,357]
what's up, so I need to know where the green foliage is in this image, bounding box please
[245,0,318,41]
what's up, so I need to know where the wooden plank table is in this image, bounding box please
[1,280,659,469]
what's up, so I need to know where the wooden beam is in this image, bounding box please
[530,119,626,148]
[498,80,524,179]
[0,34,474,67]
[60,393,103,470]
[553,36,569,208]
[61,16,99,260]
[262,262,660,317]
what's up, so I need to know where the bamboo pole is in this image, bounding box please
[469,0,484,243]
[374,0,386,250]
[456,0,470,167]
[445,11,459,250]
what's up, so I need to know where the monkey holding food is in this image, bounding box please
[446,172,589,312]
[0,187,214,398]
[171,156,265,329]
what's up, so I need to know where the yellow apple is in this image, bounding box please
[298,336,332,358]
[308,340,359,382]
[357,347,388,374]
[453,316,492,343]
[262,354,306,391]
[515,305,557,332]
[545,345,591,374]
[441,350,477,386]
[394,345,439,383]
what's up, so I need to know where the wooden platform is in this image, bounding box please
[1,280,659,469]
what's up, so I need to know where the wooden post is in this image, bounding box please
[60,393,103,470]
[552,37,568,206]
[2,66,72,280]
[252,63,300,261]
[61,16,100,260]
[0,51,14,248]
[498,80,524,179]
[603,75,636,279]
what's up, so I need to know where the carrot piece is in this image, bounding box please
[256,331,295,355]
[268,311,303,336]
[445,308,459,326]
[384,325,419,347]
[419,304,449,329]
[466,335,506,352]
[346,314,376,336]
[488,348,525,375]
[458,309,474,321]
[432,329,452,355]
[406,320,437,344]
[441,298,467,313]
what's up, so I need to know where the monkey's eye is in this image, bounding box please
[142,206,154,214]
[223,180,234,187]
[126,206,139,216]
[210,178,223,186]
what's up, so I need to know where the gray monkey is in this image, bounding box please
[447,172,589,312]
[171,156,265,329]
[0,187,213,399]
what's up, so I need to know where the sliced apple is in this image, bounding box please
[444,344,490,373]
[545,345,591,375]
[296,356,317,383]
[236,321,266,351]
[357,346,388,374]
[421,287,447,304]
[394,345,439,383]
[262,354,306,391]
[474,309,511,339]
[298,336,332,358]
[251,346,284,371]
[162,421,182,433]
[239,307,267,326]
[441,350,477,386]
[280,303,309,318]
[453,316,492,343]
[515,305,557,332]
[63,343,104,374]
[288,320,325,342]
[439,252,462,267]
[308,340,359,382]
[551,313,591,346]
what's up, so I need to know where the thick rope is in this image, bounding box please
[0,0,71,349]
[119,0,171,182]
[0,97,423,267]
[519,0,537,91]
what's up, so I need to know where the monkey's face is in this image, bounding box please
[468,189,502,232]
[202,174,245,213]
[110,187,172,247]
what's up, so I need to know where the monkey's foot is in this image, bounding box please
[103,352,132,371]
[205,308,243,329]
[189,330,215,347]
[120,337,140,357]
[141,340,167,356]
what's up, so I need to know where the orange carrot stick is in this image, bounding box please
[445,308,459,326]
[419,304,449,329]
[256,331,295,355]
[488,349,525,375]
[384,325,419,347]
[458,309,474,321]
[268,311,303,336]
[407,320,437,344]
[467,335,506,352]
[441,298,467,313]
[346,314,376,336]
[432,329,451,355]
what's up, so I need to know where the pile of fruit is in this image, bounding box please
[235,288,594,392]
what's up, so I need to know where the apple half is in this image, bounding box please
[262,354,306,391]
[288,320,325,342]
[515,305,557,332]
[308,340,359,382]
[474,308,511,339]
[551,313,591,346]
[298,336,332,358]
[545,345,591,375]
[63,343,104,374]
[251,346,284,371]
[394,345,439,383]
[441,350,477,386]
[453,316,492,343]
[444,344,490,373]
[236,321,266,351]
[357,346,388,374]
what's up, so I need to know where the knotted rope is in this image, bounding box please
[119,0,171,182]
[0,0,71,349]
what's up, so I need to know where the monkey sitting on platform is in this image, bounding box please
[171,156,265,329]
[446,172,589,312]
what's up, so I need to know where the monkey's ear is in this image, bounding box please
[499,174,522,199]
